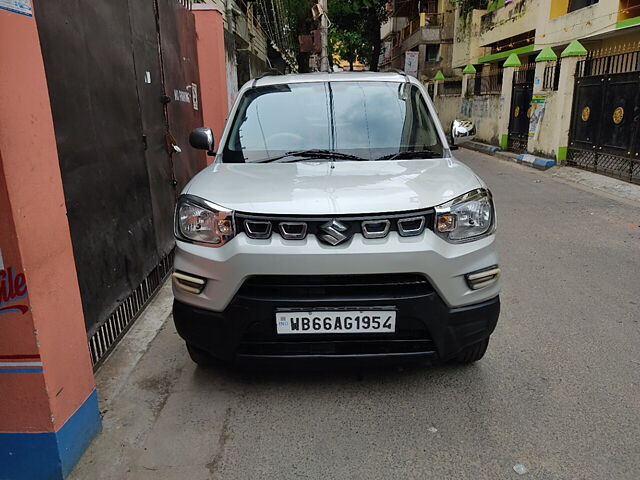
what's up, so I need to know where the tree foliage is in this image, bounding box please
[281,0,389,72]
[281,0,315,72]
[329,30,366,70]
[328,0,389,71]
[449,0,488,17]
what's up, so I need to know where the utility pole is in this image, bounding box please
[319,0,330,72]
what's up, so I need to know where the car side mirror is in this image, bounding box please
[450,119,476,148]
[189,127,215,156]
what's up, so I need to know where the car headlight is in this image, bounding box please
[434,189,495,243]
[175,195,235,246]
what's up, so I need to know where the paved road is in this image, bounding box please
[71,150,640,480]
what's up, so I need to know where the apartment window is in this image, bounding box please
[568,0,599,12]
[426,45,440,62]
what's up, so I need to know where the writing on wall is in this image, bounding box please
[0,250,28,315]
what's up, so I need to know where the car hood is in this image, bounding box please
[185,158,484,215]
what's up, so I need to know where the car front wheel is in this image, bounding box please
[455,338,490,364]
[186,342,220,367]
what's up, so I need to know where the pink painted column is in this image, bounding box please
[0,4,100,479]
[193,5,229,164]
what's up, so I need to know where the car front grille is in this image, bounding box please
[235,274,437,357]
[237,339,436,357]
[237,274,434,301]
[236,209,435,246]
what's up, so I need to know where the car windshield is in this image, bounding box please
[222,81,444,163]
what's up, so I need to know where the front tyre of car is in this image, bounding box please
[455,338,490,364]
[186,342,221,367]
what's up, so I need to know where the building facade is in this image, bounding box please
[431,0,640,184]
[194,0,298,107]
[380,0,456,83]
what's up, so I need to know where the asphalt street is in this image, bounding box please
[71,149,640,480]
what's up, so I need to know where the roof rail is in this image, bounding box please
[390,68,410,84]
[251,69,282,88]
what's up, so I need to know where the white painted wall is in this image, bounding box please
[452,9,486,68]
[537,1,618,48]
[479,0,541,48]
[433,94,502,146]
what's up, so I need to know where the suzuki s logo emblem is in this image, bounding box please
[319,219,349,246]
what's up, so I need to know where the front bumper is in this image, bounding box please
[173,231,500,311]
[173,281,500,364]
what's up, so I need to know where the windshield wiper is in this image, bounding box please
[259,149,367,163]
[375,149,439,161]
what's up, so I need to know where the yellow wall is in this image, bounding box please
[618,0,640,21]
[549,0,570,19]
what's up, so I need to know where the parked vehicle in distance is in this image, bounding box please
[172,71,500,367]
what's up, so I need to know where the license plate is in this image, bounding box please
[276,310,396,334]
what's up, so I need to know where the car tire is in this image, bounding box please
[186,342,220,367]
[455,338,489,364]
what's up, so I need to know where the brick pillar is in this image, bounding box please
[498,66,516,150]
[0,6,100,479]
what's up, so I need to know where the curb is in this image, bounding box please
[463,141,502,155]
[462,142,556,170]
[516,153,556,170]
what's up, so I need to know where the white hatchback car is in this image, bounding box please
[172,71,500,366]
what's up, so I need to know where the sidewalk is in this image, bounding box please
[461,143,640,205]
[67,280,186,480]
[67,154,640,480]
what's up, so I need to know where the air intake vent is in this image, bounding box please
[236,208,435,244]
[244,220,272,239]
[238,274,433,300]
[279,222,308,240]
[397,216,426,237]
[362,220,391,239]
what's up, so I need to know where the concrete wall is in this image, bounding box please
[433,93,461,133]
[537,1,618,47]
[461,95,502,145]
[452,8,486,68]
[480,0,539,47]
[0,5,100,478]
[433,92,502,146]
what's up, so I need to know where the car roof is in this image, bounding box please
[251,71,410,87]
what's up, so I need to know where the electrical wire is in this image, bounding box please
[234,0,298,70]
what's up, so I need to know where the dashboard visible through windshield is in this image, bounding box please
[222,81,444,163]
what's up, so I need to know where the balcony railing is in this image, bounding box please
[542,59,561,91]
[439,80,462,96]
[470,66,504,96]
[389,0,437,17]
[424,0,438,14]
[400,13,443,42]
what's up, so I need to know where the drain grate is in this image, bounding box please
[88,251,174,369]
